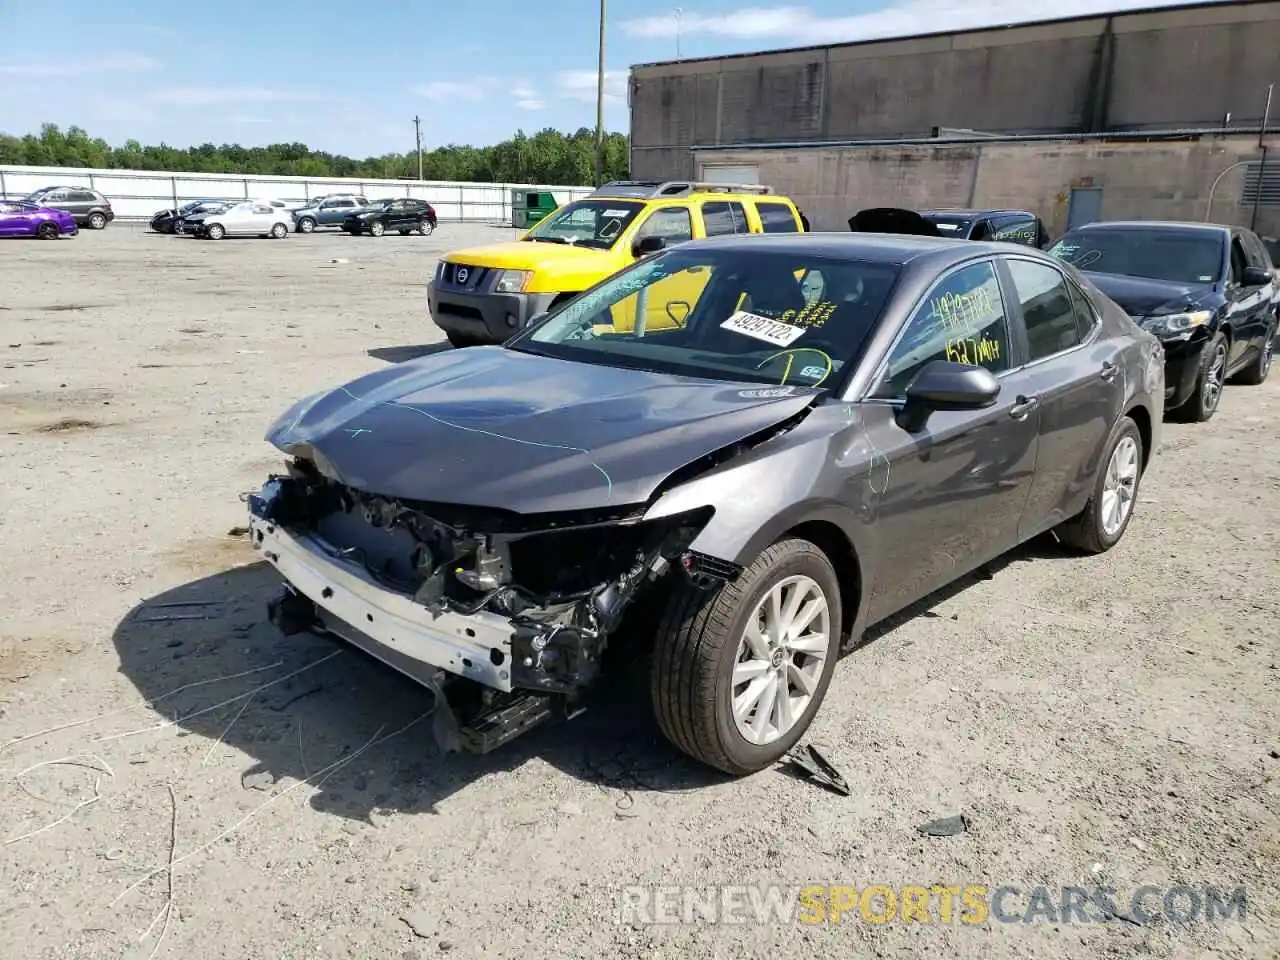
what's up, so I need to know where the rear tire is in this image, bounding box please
[270,222,288,239]
[37,222,59,240]
[650,538,842,776]
[419,219,435,236]
[87,212,107,230]
[1055,415,1144,554]
[1232,321,1274,386]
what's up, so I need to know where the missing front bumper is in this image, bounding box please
[248,514,518,692]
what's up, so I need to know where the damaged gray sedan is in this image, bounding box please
[248,232,1165,775]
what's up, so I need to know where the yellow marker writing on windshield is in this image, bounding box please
[757,347,835,386]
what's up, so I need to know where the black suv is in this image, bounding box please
[848,207,1048,246]
[1048,220,1277,422]
[23,186,115,229]
[341,197,437,237]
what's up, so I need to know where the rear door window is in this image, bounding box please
[701,200,748,237]
[756,201,800,233]
[1006,258,1086,360]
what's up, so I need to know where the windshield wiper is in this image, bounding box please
[525,236,568,244]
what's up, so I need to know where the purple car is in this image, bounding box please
[0,200,79,239]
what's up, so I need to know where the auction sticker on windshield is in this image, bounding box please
[721,310,806,347]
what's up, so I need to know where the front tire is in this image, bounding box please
[87,212,107,230]
[444,330,481,348]
[37,222,59,240]
[369,220,385,237]
[1175,331,1228,422]
[296,217,316,234]
[651,538,842,775]
[206,223,225,240]
[1055,415,1144,554]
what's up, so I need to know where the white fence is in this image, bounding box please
[0,164,594,223]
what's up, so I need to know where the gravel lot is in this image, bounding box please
[1,224,1277,960]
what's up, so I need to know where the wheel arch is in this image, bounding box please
[1123,402,1154,469]
[779,519,864,644]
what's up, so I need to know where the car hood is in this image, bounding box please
[266,346,820,513]
[446,239,612,272]
[1083,271,1216,316]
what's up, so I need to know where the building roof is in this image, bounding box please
[629,0,1250,70]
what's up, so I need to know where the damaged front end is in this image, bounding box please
[246,457,733,750]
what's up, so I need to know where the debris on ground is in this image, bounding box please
[780,745,850,796]
[241,770,277,792]
[916,814,969,837]
[401,910,437,938]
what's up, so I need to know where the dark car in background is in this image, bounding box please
[849,207,1048,247]
[341,197,437,237]
[0,200,78,239]
[247,232,1163,775]
[1048,221,1277,422]
[151,199,229,234]
[290,194,369,233]
[173,200,238,235]
[22,186,114,229]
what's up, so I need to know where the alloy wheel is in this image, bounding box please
[731,575,832,746]
[1202,342,1227,411]
[1100,435,1139,537]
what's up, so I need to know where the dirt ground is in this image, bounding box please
[0,224,1276,960]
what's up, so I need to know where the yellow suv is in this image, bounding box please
[427,181,807,346]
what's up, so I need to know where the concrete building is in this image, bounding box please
[627,0,1280,237]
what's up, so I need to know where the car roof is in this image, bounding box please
[919,208,1036,219]
[680,230,1029,265]
[1070,220,1230,234]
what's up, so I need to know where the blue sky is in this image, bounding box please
[0,0,1227,156]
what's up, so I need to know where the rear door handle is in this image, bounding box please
[1100,361,1120,382]
[1009,395,1039,420]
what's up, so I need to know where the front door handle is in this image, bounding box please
[1100,361,1120,382]
[1009,395,1039,420]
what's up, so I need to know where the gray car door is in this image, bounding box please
[997,255,1124,537]
[1233,230,1278,363]
[857,257,1041,621]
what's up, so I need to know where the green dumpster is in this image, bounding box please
[512,189,559,228]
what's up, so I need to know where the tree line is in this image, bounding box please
[0,123,631,185]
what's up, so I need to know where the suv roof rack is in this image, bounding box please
[589,180,774,198]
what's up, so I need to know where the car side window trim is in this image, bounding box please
[852,255,1023,403]
[997,254,1101,368]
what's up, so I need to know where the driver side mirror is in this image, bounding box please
[895,361,1000,433]
[1241,265,1272,287]
[632,235,665,258]
[526,311,548,329]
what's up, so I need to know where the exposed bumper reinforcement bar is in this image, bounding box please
[248,515,516,692]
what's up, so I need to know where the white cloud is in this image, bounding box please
[621,0,1230,45]
[517,99,546,110]
[556,70,628,102]
[413,77,500,102]
[0,53,160,78]
[511,80,539,100]
[148,86,327,106]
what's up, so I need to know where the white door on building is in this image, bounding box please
[699,164,759,185]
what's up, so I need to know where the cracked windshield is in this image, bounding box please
[513,248,901,387]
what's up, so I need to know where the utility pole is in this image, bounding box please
[595,0,607,187]
[414,115,423,181]
[675,8,682,58]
